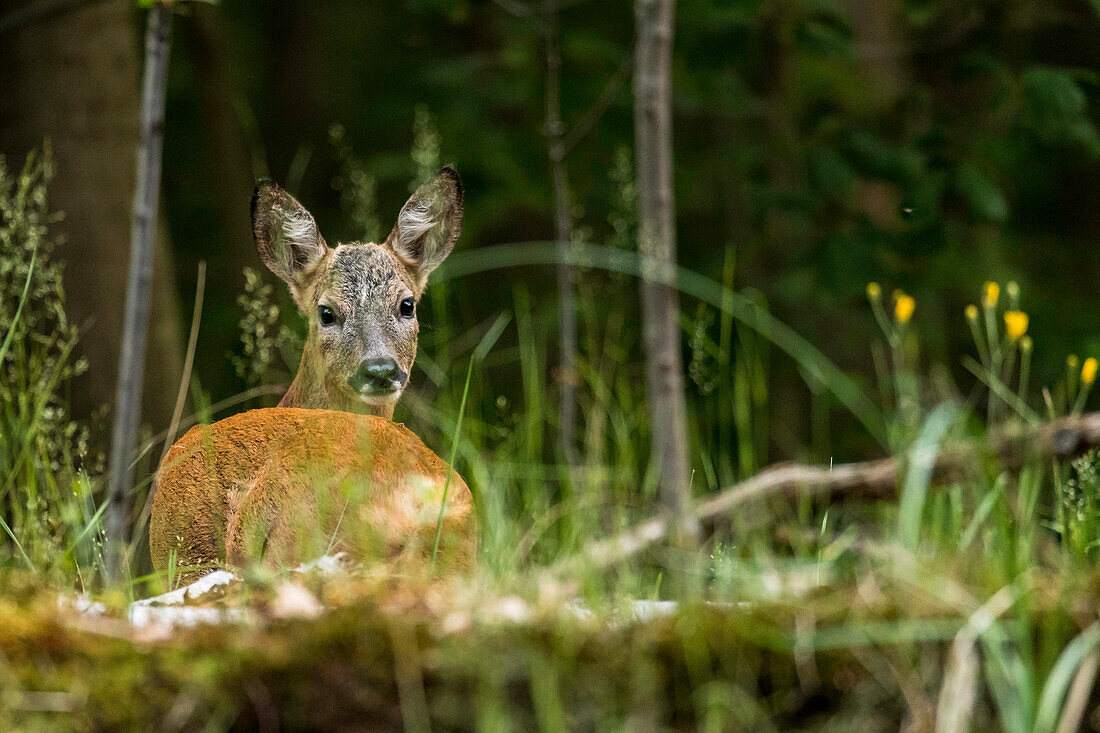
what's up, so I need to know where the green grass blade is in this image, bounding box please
[898,402,958,550]
[431,355,474,565]
[0,512,34,571]
[0,244,36,367]
[963,356,1041,425]
[981,622,1035,733]
[959,473,1008,552]
[440,242,887,446]
[1034,621,1100,733]
[65,496,110,557]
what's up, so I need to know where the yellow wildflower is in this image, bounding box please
[965,304,979,322]
[983,281,1000,308]
[1083,358,1098,385]
[866,282,881,300]
[1003,311,1029,341]
[894,293,916,324]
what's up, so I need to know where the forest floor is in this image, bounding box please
[4,543,1100,731]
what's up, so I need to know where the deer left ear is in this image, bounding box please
[385,166,464,287]
[251,180,330,301]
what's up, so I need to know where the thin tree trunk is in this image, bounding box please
[634,0,692,520]
[543,0,578,468]
[106,3,173,574]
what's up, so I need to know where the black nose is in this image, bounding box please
[357,357,401,389]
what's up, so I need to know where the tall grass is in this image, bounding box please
[0,150,104,587]
[4,124,1100,728]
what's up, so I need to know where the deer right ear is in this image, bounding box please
[251,180,329,295]
[385,166,464,289]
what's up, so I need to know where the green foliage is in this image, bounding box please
[0,151,102,583]
[229,267,295,389]
[8,2,1100,725]
[1020,66,1100,156]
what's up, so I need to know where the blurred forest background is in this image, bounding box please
[3,0,1100,467]
[8,2,1100,726]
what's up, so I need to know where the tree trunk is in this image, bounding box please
[543,1,578,469]
[106,2,174,571]
[634,0,692,520]
[0,0,183,434]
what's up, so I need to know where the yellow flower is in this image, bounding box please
[965,304,979,321]
[983,281,1000,308]
[1003,311,1029,340]
[894,293,916,324]
[866,282,881,300]
[1083,358,1098,385]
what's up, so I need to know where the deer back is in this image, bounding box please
[149,408,474,581]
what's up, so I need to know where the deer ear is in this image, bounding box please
[385,166,463,286]
[251,180,329,294]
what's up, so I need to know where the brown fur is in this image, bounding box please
[149,408,475,581]
[149,171,468,584]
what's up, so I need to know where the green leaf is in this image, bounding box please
[840,130,924,183]
[1021,66,1100,156]
[897,402,958,550]
[956,162,1009,222]
[1034,622,1100,733]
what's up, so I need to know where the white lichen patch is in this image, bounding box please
[131,570,240,608]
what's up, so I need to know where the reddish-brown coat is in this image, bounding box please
[149,408,474,581]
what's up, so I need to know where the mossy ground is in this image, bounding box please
[1,558,1097,731]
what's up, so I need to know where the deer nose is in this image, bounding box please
[356,357,402,390]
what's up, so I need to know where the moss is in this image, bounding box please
[0,555,1095,730]
[0,580,1075,730]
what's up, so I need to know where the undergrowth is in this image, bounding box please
[3,116,1100,729]
[0,151,101,586]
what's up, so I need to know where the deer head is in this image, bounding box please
[251,168,464,418]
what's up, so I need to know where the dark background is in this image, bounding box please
[3,0,1100,467]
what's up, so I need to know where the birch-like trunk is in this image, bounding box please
[634,0,692,519]
[106,2,173,574]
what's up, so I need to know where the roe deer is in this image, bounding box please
[149,169,473,581]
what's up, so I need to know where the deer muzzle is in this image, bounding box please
[350,356,406,397]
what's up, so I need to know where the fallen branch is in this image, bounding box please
[582,411,1100,569]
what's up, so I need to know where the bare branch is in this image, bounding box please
[561,53,631,157]
[580,411,1100,569]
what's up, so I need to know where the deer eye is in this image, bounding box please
[399,297,415,319]
[318,305,336,326]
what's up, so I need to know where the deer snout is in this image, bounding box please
[352,356,405,394]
